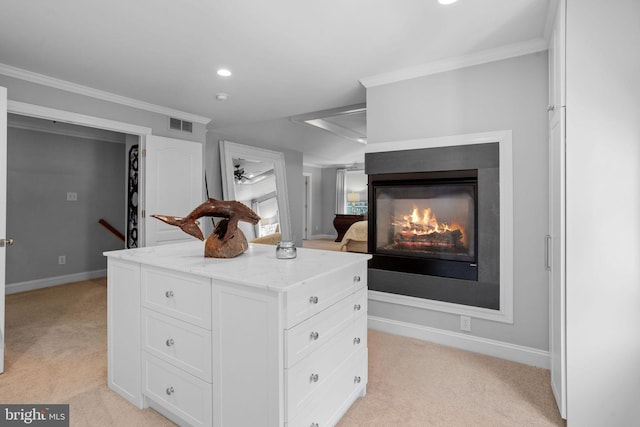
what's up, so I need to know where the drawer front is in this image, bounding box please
[142,309,212,382]
[285,288,366,368]
[142,266,211,329]
[288,348,367,427]
[143,354,212,427]
[285,261,366,328]
[286,314,366,421]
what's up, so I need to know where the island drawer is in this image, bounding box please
[286,313,366,420]
[143,354,212,427]
[285,287,366,368]
[284,262,366,329]
[141,266,212,329]
[288,348,367,427]
[142,309,212,382]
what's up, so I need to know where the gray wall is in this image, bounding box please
[366,52,549,350]
[7,127,125,284]
[566,0,640,424]
[205,131,304,247]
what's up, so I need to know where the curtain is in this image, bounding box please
[335,168,347,214]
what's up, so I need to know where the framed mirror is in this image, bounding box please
[219,140,292,242]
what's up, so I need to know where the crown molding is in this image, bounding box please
[359,38,548,88]
[0,63,211,124]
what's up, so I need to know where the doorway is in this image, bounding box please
[6,114,130,293]
[303,173,311,240]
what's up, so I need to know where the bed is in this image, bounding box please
[339,220,368,253]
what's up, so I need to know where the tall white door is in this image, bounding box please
[548,0,566,418]
[143,135,203,247]
[549,108,566,418]
[0,86,8,373]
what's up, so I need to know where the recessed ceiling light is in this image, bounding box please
[216,93,229,101]
[438,0,458,5]
[217,68,232,77]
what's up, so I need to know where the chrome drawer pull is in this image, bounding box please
[310,331,319,341]
[165,290,174,298]
[354,275,361,283]
[166,386,174,395]
[354,376,361,384]
[309,296,319,304]
[310,373,319,383]
[354,304,361,311]
[166,338,175,347]
[353,337,361,345]
[311,423,319,427]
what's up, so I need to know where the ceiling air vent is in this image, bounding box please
[168,117,193,133]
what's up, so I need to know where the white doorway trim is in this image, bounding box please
[7,99,152,248]
[303,173,312,240]
[7,100,152,136]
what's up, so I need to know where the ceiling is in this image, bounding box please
[0,0,552,165]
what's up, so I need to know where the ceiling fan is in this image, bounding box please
[234,164,249,183]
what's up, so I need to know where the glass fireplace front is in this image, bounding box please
[368,170,478,281]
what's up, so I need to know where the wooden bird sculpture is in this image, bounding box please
[152,198,261,258]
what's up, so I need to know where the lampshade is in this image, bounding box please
[347,192,360,203]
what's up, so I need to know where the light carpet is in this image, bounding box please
[302,238,342,251]
[1,279,564,426]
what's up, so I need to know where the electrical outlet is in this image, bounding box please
[67,192,78,201]
[58,255,66,265]
[460,315,471,332]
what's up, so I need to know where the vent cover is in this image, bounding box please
[169,117,193,133]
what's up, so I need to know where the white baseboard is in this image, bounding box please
[6,270,107,294]
[368,315,550,369]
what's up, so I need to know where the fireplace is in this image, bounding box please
[369,170,478,280]
[365,141,503,311]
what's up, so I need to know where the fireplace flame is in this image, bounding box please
[392,207,465,244]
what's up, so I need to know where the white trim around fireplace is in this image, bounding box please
[365,130,514,323]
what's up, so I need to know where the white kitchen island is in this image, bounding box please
[104,241,370,427]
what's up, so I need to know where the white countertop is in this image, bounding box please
[104,241,371,292]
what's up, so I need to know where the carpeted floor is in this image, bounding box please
[1,278,565,426]
[1,279,174,426]
[302,238,342,251]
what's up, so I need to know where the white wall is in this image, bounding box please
[566,0,640,424]
[366,53,549,350]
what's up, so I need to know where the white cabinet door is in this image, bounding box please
[0,86,7,373]
[549,107,566,419]
[143,135,203,247]
[548,0,566,419]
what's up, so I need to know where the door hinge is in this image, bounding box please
[141,210,146,218]
[141,149,147,157]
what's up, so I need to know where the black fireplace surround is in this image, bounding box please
[365,143,500,310]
